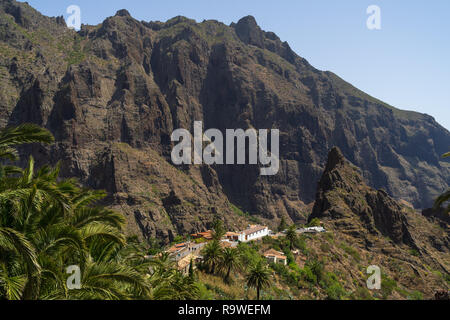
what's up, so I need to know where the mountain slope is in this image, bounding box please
[0,0,449,241]
[305,147,449,299]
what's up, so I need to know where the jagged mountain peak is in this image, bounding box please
[324,147,347,172]
[115,9,131,17]
[0,0,449,242]
[309,146,449,286]
[233,15,264,47]
[311,146,416,246]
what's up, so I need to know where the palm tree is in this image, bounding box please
[0,124,200,300]
[285,225,297,251]
[212,217,225,241]
[0,124,153,300]
[246,261,271,300]
[188,258,195,282]
[149,269,199,300]
[278,216,287,232]
[2,159,149,299]
[202,240,222,274]
[0,124,53,300]
[219,247,241,284]
[434,152,450,214]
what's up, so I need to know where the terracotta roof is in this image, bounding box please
[263,249,286,260]
[191,230,213,240]
[225,232,240,237]
[167,242,187,253]
[242,225,267,236]
[177,254,195,270]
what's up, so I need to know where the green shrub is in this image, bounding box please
[321,272,346,300]
[407,291,423,300]
[196,283,215,300]
[306,259,325,283]
[237,242,262,267]
[288,261,301,273]
[294,237,308,255]
[284,250,296,265]
[271,262,289,277]
[324,281,346,300]
[381,275,397,299]
[302,266,317,284]
[353,286,374,300]
[172,235,185,244]
[307,218,321,227]
[339,243,361,262]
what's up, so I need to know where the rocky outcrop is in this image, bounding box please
[310,147,415,245]
[309,147,449,297]
[0,1,449,241]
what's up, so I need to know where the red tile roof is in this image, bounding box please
[191,230,213,240]
[263,249,287,260]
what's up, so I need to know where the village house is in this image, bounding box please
[164,224,270,275]
[263,249,287,265]
[224,225,270,243]
[224,232,240,242]
[177,254,196,276]
[297,226,326,234]
[237,225,269,242]
[166,241,207,261]
[165,241,207,274]
[190,230,214,241]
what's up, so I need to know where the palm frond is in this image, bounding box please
[70,207,125,229]
[0,124,54,148]
[434,189,450,214]
[0,271,27,300]
[80,222,125,247]
[0,146,19,161]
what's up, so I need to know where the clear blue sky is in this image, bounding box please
[22,0,450,130]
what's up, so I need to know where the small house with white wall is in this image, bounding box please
[301,226,326,234]
[263,249,287,265]
[237,225,269,242]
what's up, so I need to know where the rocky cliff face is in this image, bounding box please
[310,147,416,246]
[307,147,449,298]
[0,0,449,241]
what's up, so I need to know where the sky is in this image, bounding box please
[22,0,450,131]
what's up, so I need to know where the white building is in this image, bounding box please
[298,226,326,234]
[237,225,269,242]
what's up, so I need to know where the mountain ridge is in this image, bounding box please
[0,0,449,242]
[303,147,449,299]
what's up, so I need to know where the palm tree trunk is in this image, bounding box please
[226,266,231,283]
[257,286,260,300]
